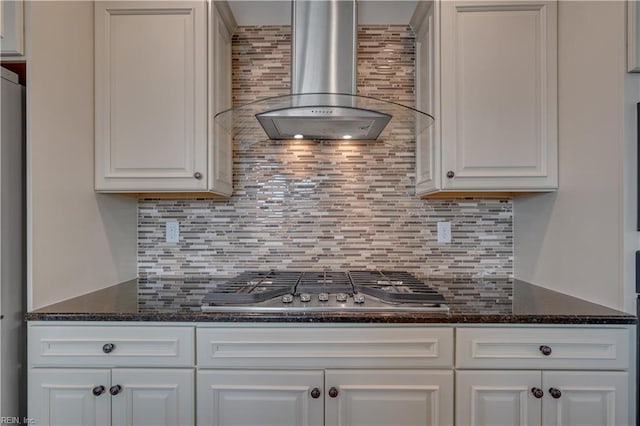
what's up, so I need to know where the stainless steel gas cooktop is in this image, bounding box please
[201,270,449,312]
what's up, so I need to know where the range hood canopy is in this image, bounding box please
[214,0,434,141]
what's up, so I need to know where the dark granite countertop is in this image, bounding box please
[26,277,636,324]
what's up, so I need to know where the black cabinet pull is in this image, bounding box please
[531,387,544,399]
[539,345,552,356]
[102,343,115,354]
[92,385,105,396]
[310,388,321,399]
[549,388,562,399]
[446,170,455,178]
[328,387,339,398]
[109,385,122,396]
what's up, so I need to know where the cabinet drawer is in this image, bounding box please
[197,326,453,369]
[29,325,194,367]
[456,327,630,370]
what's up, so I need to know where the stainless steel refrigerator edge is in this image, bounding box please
[0,67,26,418]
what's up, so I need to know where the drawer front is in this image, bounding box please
[197,326,454,369]
[29,325,195,367]
[456,327,630,370]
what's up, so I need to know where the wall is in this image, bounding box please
[27,1,137,309]
[514,0,639,312]
[138,25,514,282]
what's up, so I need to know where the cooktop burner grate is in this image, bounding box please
[202,270,298,305]
[295,271,353,294]
[202,270,446,307]
[349,270,446,304]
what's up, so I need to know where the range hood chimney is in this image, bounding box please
[256,0,391,140]
[215,0,433,141]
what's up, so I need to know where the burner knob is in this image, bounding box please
[300,293,311,303]
[353,293,365,304]
[336,293,348,303]
[282,294,294,303]
[318,293,329,302]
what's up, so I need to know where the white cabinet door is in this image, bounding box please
[0,0,25,56]
[95,1,208,192]
[111,368,194,426]
[541,371,628,426]
[208,2,233,196]
[197,369,324,426]
[414,1,440,195]
[439,0,557,191]
[455,370,542,426]
[415,0,558,196]
[28,369,111,426]
[325,369,453,426]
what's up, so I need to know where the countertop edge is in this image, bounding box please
[24,312,637,325]
[26,277,638,325]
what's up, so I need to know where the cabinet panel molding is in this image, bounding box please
[456,370,542,426]
[456,327,629,370]
[197,326,454,368]
[111,368,194,426]
[28,369,111,426]
[325,369,453,426]
[197,369,323,426]
[541,371,628,426]
[29,325,195,367]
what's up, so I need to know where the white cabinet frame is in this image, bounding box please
[0,0,25,56]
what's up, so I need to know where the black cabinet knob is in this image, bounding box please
[549,388,562,399]
[328,387,339,398]
[194,172,202,180]
[92,385,105,396]
[539,345,552,356]
[446,170,455,178]
[310,388,321,399]
[109,385,122,396]
[531,387,544,399]
[102,343,115,354]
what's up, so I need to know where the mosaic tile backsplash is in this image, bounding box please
[137,25,514,281]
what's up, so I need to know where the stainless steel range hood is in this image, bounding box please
[215,0,433,141]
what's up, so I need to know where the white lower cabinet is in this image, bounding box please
[196,326,454,426]
[324,369,453,426]
[29,368,194,426]
[454,327,633,426]
[456,370,628,426]
[111,369,194,426]
[28,323,196,426]
[197,369,453,426]
[28,369,111,426]
[197,370,324,426]
[456,370,541,426]
[27,323,634,426]
[541,371,628,426]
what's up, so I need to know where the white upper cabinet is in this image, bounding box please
[0,0,25,56]
[414,0,558,197]
[208,1,234,196]
[95,1,234,196]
